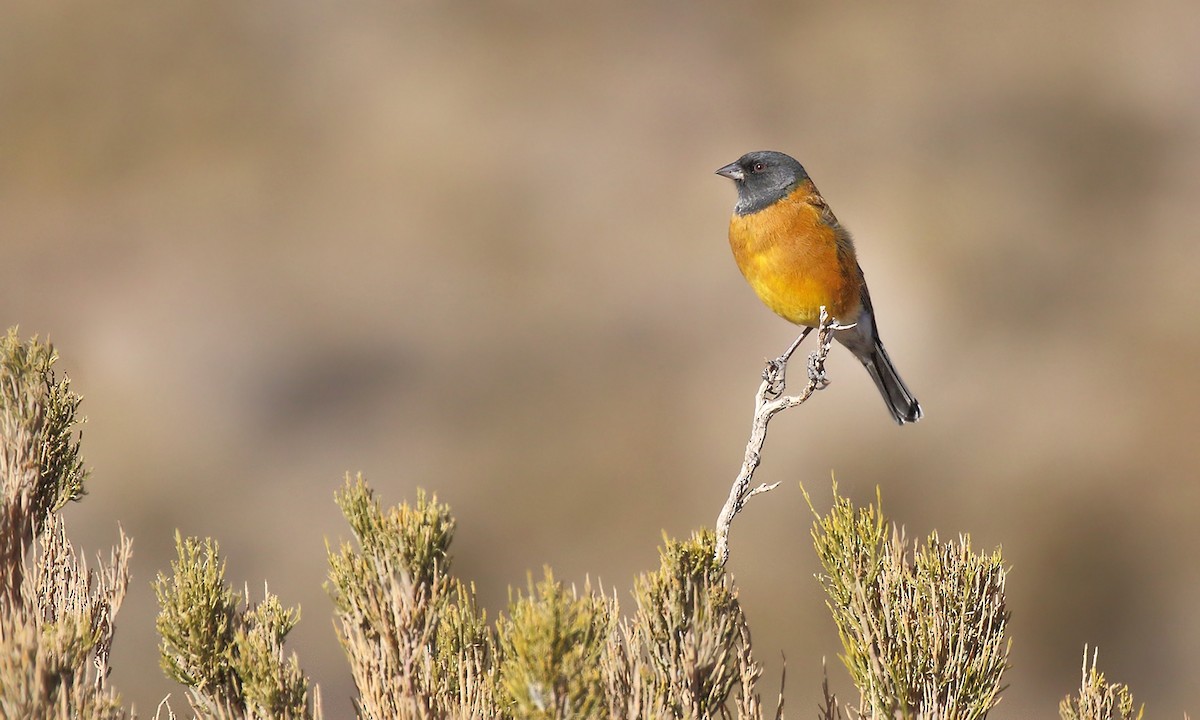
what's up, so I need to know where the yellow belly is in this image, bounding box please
[728,191,861,327]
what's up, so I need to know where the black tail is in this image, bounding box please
[863,341,922,425]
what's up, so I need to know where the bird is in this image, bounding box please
[716,150,922,424]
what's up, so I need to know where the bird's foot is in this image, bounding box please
[807,350,831,389]
[763,357,788,397]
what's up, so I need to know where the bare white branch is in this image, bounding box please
[714,307,837,565]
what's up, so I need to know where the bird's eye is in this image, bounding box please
[752,162,765,172]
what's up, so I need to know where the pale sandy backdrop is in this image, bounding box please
[4,1,1199,716]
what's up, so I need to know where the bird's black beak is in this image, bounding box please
[715,162,744,181]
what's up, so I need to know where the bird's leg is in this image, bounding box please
[779,325,814,363]
[763,326,813,397]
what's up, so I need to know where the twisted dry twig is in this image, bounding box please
[714,307,839,565]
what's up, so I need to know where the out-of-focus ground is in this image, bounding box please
[4,1,1199,716]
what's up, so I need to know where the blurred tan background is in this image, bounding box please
[4,0,1199,716]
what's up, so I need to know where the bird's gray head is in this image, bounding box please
[715,150,809,215]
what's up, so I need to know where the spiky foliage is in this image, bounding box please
[0,328,130,718]
[497,569,610,719]
[1,329,88,602]
[0,516,131,719]
[326,474,500,720]
[605,530,768,720]
[807,484,1010,720]
[1059,647,1144,720]
[155,535,240,697]
[154,534,317,719]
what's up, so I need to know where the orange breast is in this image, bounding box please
[728,187,862,327]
